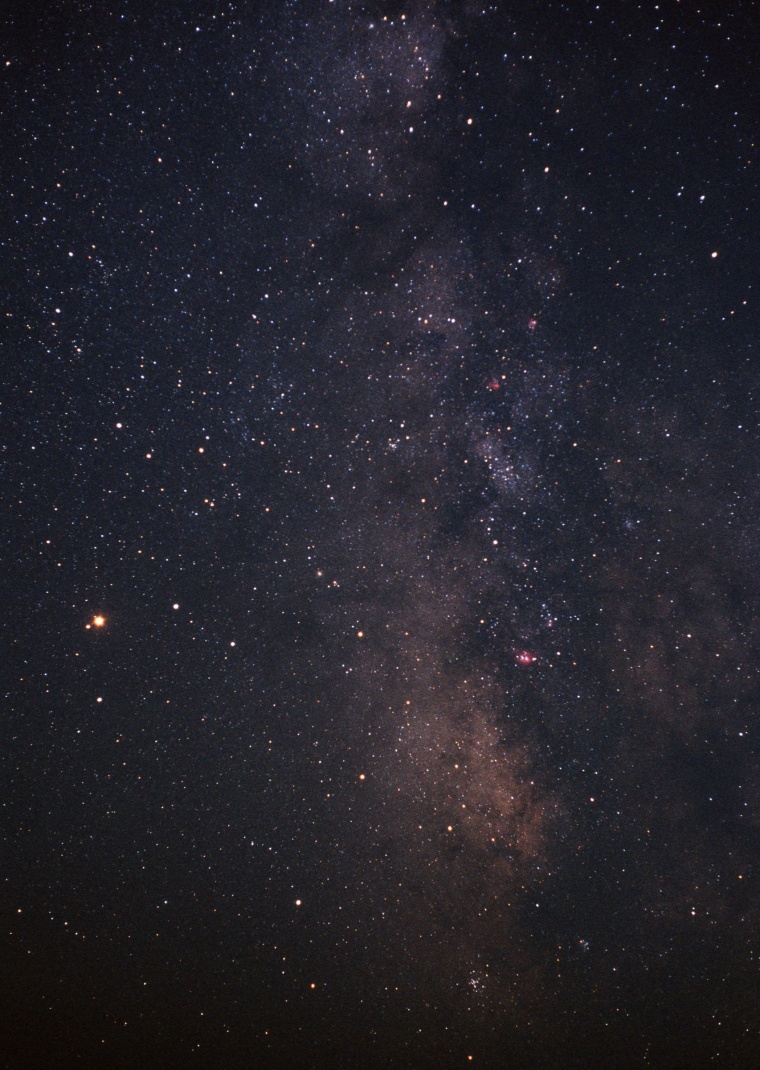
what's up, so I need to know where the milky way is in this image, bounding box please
[4,2,759,1068]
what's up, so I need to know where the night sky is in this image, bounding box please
[3,2,760,1068]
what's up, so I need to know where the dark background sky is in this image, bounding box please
[2,2,759,1068]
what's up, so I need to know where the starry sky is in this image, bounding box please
[3,2,759,1068]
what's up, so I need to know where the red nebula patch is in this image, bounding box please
[486,378,500,391]
[513,649,537,665]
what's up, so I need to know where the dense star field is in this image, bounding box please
[3,2,759,1067]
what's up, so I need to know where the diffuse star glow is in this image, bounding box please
[4,2,759,1068]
